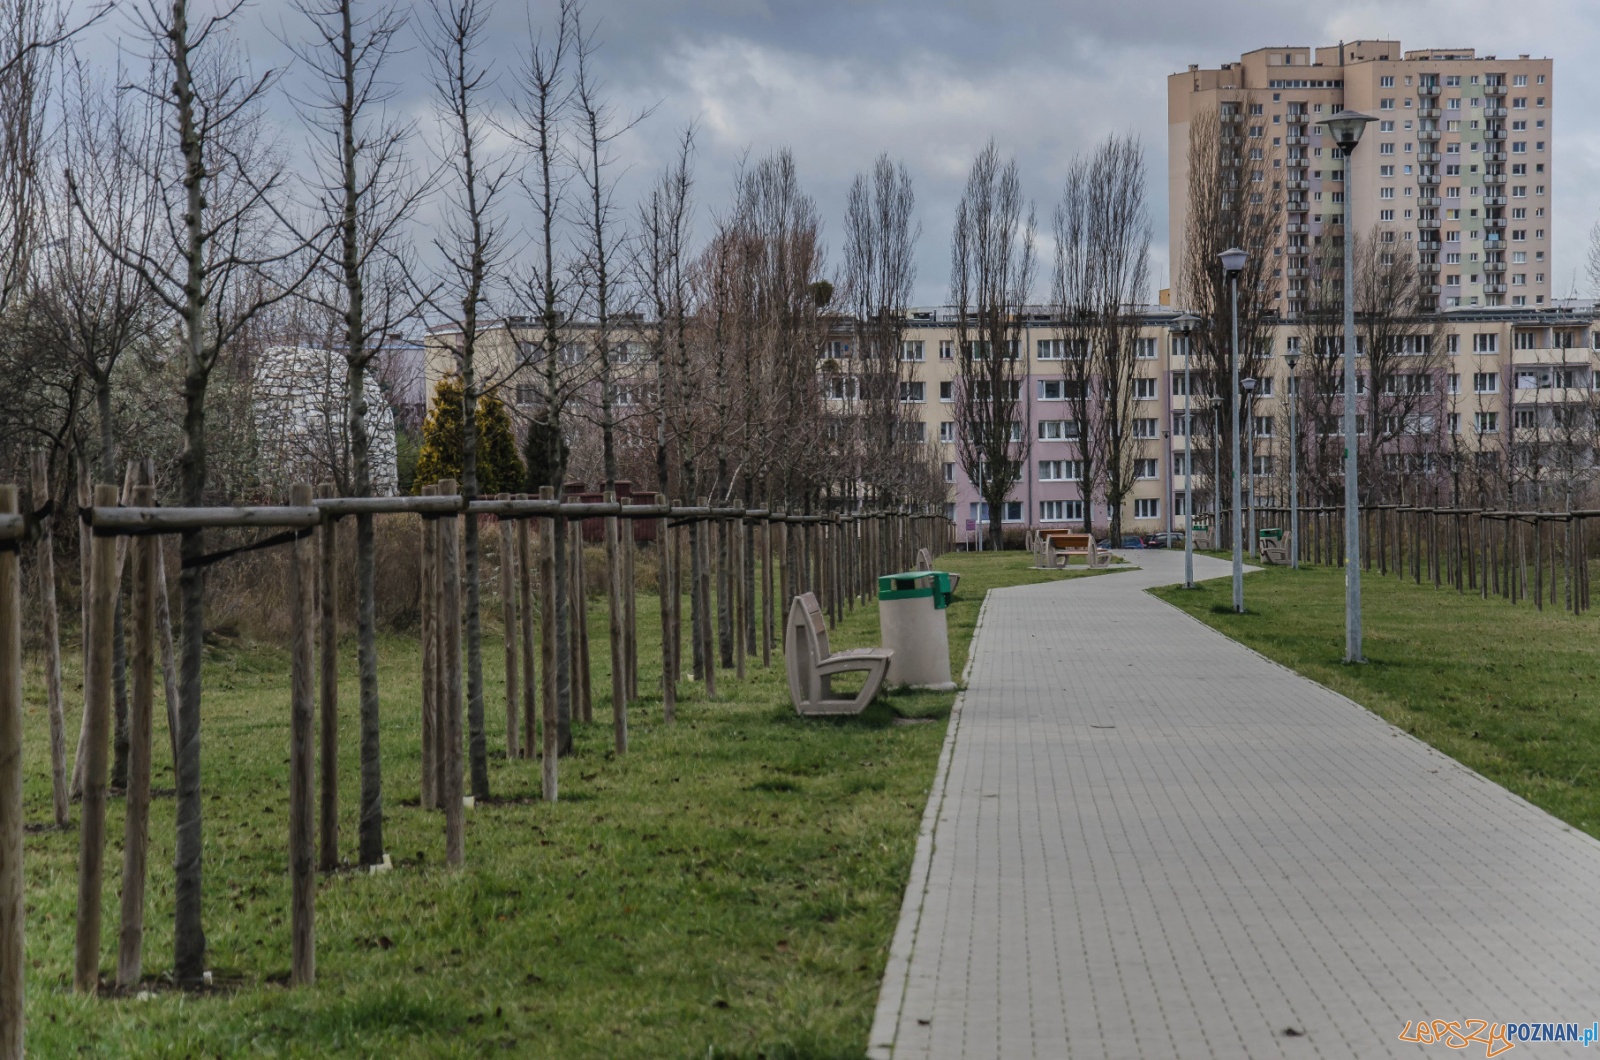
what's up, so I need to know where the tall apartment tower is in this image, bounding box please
[1169,42,1553,315]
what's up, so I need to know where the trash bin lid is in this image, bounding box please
[878,570,953,609]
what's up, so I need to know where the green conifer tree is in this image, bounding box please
[415,376,526,494]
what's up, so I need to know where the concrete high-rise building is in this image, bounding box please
[1169,42,1553,315]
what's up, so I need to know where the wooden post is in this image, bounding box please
[761,515,773,669]
[733,514,746,682]
[604,491,627,754]
[419,485,439,812]
[74,483,120,994]
[71,466,91,799]
[538,488,558,801]
[497,499,519,760]
[656,496,675,722]
[699,509,716,699]
[515,499,537,759]
[29,454,68,829]
[116,480,157,990]
[316,484,339,872]
[1,485,25,1052]
[623,511,638,704]
[288,483,317,986]
[571,525,593,724]
[439,480,465,867]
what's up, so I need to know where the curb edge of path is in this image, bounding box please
[865,589,993,1059]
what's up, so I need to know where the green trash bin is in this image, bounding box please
[1258,527,1283,543]
[876,571,956,691]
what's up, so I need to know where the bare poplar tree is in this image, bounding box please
[293,0,427,863]
[1179,101,1280,524]
[72,0,313,983]
[635,125,694,496]
[1052,134,1149,538]
[425,0,509,799]
[841,154,919,506]
[951,140,1034,546]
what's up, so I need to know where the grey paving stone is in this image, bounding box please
[869,551,1600,1058]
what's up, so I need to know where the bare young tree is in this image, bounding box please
[425,0,510,799]
[635,124,694,497]
[72,0,314,983]
[293,0,428,864]
[951,140,1034,547]
[506,0,577,753]
[841,154,919,506]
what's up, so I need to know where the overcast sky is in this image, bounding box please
[68,0,1599,308]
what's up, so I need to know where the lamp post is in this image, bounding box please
[1320,108,1376,662]
[1220,246,1247,612]
[1241,376,1258,558]
[1284,349,1301,569]
[1169,311,1201,588]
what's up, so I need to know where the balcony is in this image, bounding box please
[1512,386,1591,406]
[1285,178,1309,191]
[1418,129,1442,142]
[1419,83,1441,97]
[1486,150,1508,162]
[1420,262,1442,274]
[1425,284,1443,295]
[1286,198,1309,211]
[1484,173,1507,187]
[1285,222,1309,234]
[1417,239,1441,251]
[1511,346,1594,366]
[1484,194,1507,206]
[1485,106,1508,118]
[1419,106,1442,119]
[1285,135,1309,146]
[1484,282,1508,293]
[1485,128,1507,142]
[1418,218,1442,230]
[1418,173,1441,186]
[1419,195,1442,207]
[1486,84,1508,97]
[1485,217,1507,229]
[1417,151,1442,163]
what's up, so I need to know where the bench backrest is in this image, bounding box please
[915,546,933,570]
[785,592,829,707]
[1052,532,1094,551]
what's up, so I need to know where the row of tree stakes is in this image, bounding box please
[0,478,950,1059]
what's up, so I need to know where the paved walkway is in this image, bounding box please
[870,550,1600,1058]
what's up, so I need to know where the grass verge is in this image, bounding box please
[1152,563,1600,842]
[18,548,1081,1058]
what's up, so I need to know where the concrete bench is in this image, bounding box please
[1260,541,1291,565]
[1035,530,1108,568]
[785,592,893,716]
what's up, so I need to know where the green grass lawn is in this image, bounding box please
[16,548,1087,1058]
[1153,564,1600,842]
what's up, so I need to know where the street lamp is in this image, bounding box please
[1169,311,1201,588]
[1220,246,1247,612]
[1319,108,1375,662]
[1284,349,1301,569]
[1241,376,1258,559]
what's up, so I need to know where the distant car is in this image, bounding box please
[1142,532,1183,549]
[1119,535,1146,549]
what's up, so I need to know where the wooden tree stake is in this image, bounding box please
[1,485,25,1053]
[116,480,156,990]
[288,483,317,986]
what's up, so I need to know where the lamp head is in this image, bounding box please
[1168,311,1201,336]
[1319,109,1377,154]
[1283,350,1300,371]
[1240,377,1257,393]
[1219,247,1248,276]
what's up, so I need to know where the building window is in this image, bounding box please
[1473,333,1499,354]
[1132,418,1158,439]
[1473,371,1499,393]
[1002,501,1023,523]
[1038,419,1079,440]
[900,341,925,362]
[1475,411,1499,434]
[1135,337,1159,359]
[1134,498,1160,520]
[1038,379,1065,401]
[1133,377,1157,400]
[939,380,954,402]
[1038,460,1082,482]
[939,340,954,360]
[939,421,955,443]
[899,381,925,403]
[1039,500,1083,523]
[1134,459,1157,480]
[942,462,955,483]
